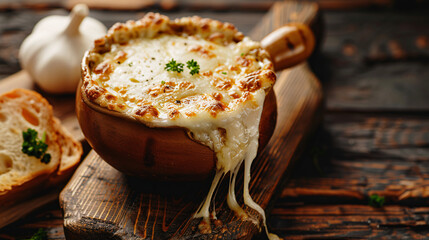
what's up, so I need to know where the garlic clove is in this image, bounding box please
[19,4,107,94]
[29,35,86,93]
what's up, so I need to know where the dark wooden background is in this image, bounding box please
[1,0,429,239]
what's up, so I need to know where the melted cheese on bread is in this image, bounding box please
[82,13,277,238]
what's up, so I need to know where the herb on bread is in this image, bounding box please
[165,59,184,73]
[186,59,200,75]
[22,128,51,164]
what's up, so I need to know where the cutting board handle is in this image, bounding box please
[261,23,315,71]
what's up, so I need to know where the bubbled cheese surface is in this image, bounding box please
[90,34,273,125]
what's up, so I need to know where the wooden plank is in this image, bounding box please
[0,202,66,240]
[0,187,62,229]
[263,114,429,238]
[0,0,276,11]
[7,0,429,11]
[65,0,157,10]
[268,205,429,239]
[4,204,429,239]
[319,11,429,112]
[282,115,429,203]
[59,1,323,239]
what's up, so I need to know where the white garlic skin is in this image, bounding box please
[19,4,106,94]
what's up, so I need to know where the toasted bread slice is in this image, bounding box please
[0,89,61,196]
[0,89,81,205]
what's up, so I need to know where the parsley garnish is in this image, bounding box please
[161,81,165,85]
[222,72,227,75]
[22,228,48,240]
[369,194,385,208]
[22,129,51,164]
[165,59,184,73]
[186,59,200,75]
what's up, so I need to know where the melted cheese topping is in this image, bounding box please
[88,34,273,126]
[83,13,278,239]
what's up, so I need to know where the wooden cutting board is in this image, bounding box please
[59,1,323,239]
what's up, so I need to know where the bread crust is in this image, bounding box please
[49,117,83,186]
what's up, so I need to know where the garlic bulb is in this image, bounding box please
[19,4,106,94]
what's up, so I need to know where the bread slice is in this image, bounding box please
[49,117,83,185]
[0,89,81,205]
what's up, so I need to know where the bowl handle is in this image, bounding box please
[261,23,315,72]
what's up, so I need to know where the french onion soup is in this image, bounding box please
[78,12,306,238]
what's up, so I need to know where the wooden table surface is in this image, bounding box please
[1,1,429,239]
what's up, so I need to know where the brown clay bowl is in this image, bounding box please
[76,16,315,181]
[77,83,277,180]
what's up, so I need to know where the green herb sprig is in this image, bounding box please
[22,228,48,240]
[22,129,51,164]
[165,59,200,75]
[165,59,184,73]
[369,194,385,208]
[186,59,200,75]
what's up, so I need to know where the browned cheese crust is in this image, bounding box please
[81,13,275,124]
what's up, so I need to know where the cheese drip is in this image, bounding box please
[189,90,279,240]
